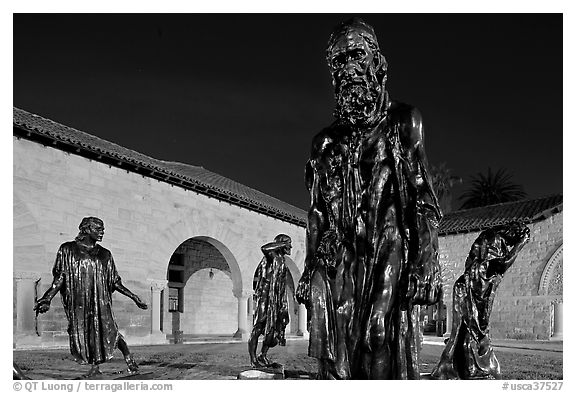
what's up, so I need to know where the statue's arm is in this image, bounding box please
[304,133,331,270]
[253,258,264,292]
[501,226,530,270]
[400,107,443,305]
[34,246,66,313]
[114,279,148,310]
[110,255,148,310]
[34,275,64,313]
[401,106,442,222]
[296,142,328,305]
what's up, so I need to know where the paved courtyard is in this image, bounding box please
[13,337,563,380]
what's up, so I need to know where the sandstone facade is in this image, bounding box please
[14,136,307,348]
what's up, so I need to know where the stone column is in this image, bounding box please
[233,290,252,341]
[146,279,168,344]
[551,301,563,341]
[247,296,254,330]
[443,299,453,338]
[14,271,43,347]
[297,303,309,338]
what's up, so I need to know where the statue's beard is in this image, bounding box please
[335,77,381,127]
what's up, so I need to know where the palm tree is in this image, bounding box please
[458,168,527,209]
[430,162,462,214]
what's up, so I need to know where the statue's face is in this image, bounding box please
[328,30,382,126]
[284,240,292,256]
[87,221,105,242]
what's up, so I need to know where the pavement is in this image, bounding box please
[423,335,563,353]
[13,335,562,380]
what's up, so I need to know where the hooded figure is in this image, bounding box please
[431,222,530,380]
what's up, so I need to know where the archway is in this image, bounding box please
[539,243,563,340]
[539,243,563,297]
[166,236,241,341]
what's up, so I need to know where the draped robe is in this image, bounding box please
[253,253,289,348]
[53,241,122,365]
[304,101,442,379]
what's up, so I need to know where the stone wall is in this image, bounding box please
[13,137,306,348]
[438,212,563,340]
[180,269,237,335]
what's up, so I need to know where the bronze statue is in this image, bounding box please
[248,234,292,368]
[13,363,30,380]
[296,18,442,379]
[431,222,530,380]
[34,217,148,378]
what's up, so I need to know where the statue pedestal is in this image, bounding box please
[237,364,284,380]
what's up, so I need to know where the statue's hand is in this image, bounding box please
[34,298,51,314]
[133,296,148,310]
[521,226,531,242]
[296,270,311,306]
[409,273,442,306]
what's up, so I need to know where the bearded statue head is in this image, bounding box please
[326,18,388,127]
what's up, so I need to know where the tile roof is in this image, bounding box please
[14,107,562,235]
[439,194,563,235]
[13,107,307,226]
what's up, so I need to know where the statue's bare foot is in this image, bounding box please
[82,365,102,378]
[124,354,139,375]
[257,354,271,367]
[125,367,139,375]
[250,361,263,368]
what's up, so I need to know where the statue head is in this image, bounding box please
[326,18,388,127]
[499,221,529,246]
[274,234,292,255]
[75,217,105,243]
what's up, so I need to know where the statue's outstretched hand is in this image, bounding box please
[34,298,51,314]
[133,295,148,310]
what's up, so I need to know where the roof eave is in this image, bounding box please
[13,124,307,228]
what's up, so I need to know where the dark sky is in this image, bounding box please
[13,14,563,211]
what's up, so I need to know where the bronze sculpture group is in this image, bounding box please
[21,18,531,381]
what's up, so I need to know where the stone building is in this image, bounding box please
[436,195,563,340]
[13,107,308,349]
[13,107,563,350]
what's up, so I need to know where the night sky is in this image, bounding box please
[13,14,563,211]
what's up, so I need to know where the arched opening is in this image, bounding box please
[166,237,241,341]
[538,243,563,340]
[539,243,563,297]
